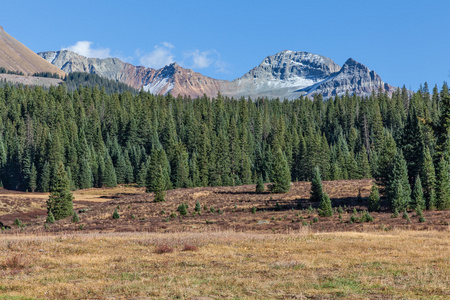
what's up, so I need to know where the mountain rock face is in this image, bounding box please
[299,58,395,98]
[0,27,66,77]
[39,49,396,100]
[39,50,226,98]
[222,50,342,99]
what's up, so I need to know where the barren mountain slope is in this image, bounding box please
[0,27,66,78]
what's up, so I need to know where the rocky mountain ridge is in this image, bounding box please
[39,49,396,100]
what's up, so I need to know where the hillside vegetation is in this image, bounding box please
[0,82,449,213]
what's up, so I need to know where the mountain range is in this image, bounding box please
[39,49,396,99]
[0,26,396,99]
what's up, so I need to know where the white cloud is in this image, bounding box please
[185,50,212,69]
[63,41,111,59]
[162,42,174,49]
[183,49,229,73]
[139,43,175,69]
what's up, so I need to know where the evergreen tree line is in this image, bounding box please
[32,72,61,79]
[0,82,449,211]
[63,72,138,94]
[0,67,24,76]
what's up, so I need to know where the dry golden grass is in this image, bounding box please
[0,230,448,299]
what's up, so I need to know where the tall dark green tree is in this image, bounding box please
[310,166,324,203]
[103,153,117,187]
[422,146,436,210]
[39,161,50,192]
[152,165,166,202]
[411,175,425,211]
[435,157,450,210]
[255,174,264,193]
[368,182,380,212]
[386,150,411,212]
[270,147,291,193]
[318,192,333,217]
[47,161,74,220]
[401,103,425,184]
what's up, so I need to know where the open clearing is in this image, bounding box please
[0,179,449,299]
[0,179,448,233]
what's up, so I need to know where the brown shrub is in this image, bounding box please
[182,244,198,252]
[154,244,174,254]
[2,254,26,269]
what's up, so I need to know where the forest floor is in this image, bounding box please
[0,179,449,299]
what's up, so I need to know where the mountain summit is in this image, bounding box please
[38,48,395,99]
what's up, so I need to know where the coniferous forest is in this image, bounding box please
[0,82,449,213]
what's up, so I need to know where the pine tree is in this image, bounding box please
[47,161,74,220]
[310,166,324,202]
[79,157,93,189]
[422,146,436,210]
[318,192,333,217]
[374,132,397,190]
[368,182,380,212]
[71,212,80,222]
[178,203,188,216]
[411,175,425,211]
[112,208,120,219]
[386,150,411,212]
[29,163,37,192]
[195,201,201,212]
[39,161,50,192]
[270,147,291,193]
[103,153,117,187]
[152,165,166,202]
[435,157,450,210]
[401,103,424,184]
[256,174,265,193]
[46,210,55,224]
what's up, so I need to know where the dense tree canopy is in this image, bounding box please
[0,82,448,212]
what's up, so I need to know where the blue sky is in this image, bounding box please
[1,0,449,90]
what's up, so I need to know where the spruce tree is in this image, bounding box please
[152,165,166,202]
[411,175,425,211]
[270,147,291,193]
[79,158,93,189]
[256,174,265,193]
[318,192,333,217]
[435,157,450,210]
[46,210,55,224]
[71,212,80,222]
[29,163,37,193]
[310,166,324,202]
[112,208,120,219]
[422,146,436,210]
[47,161,74,220]
[386,150,411,212]
[368,182,380,212]
[39,161,50,192]
[401,103,424,184]
[103,153,117,187]
[195,201,201,212]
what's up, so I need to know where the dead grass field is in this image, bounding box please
[0,180,449,299]
[0,230,448,299]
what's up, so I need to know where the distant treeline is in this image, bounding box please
[0,67,24,76]
[0,82,449,212]
[32,72,61,79]
[63,72,138,94]
[0,69,138,94]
